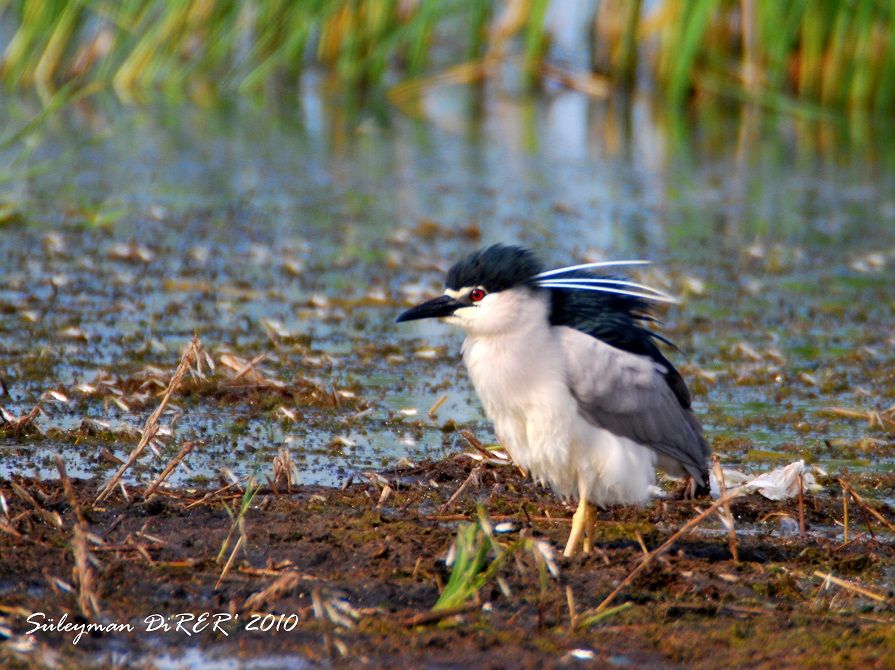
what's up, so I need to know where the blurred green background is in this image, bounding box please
[4,0,895,110]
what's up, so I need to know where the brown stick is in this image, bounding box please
[243,572,304,612]
[839,479,895,534]
[494,513,569,524]
[712,456,739,562]
[0,522,23,539]
[400,603,479,627]
[565,585,578,629]
[11,481,62,529]
[72,525,101,619]
[231,352,268,382]
[55,455,86,526]
[215,535,245,590]
[814,571,891,604]
[57,455,101,618]
[426,513,573,524]
[842,487,849,545]
[183,479,244,510]
[427,394,448,418]
[798,473,806,538]
[143,441,195,499]
[312,586,334,658]
[461,429,523,475]
[460,430,495,460]
[96,337,201,503]
[595,490,741,613]
[437,465,483,514]
[1,401,43,435]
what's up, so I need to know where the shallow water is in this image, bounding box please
[1,84,894,487]
[140,648,310,670]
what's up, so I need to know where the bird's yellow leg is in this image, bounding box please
[583,503,595,554]
[563,496,588,558]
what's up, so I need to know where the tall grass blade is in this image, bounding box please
[666,0,714,107]
[522,0,550,86]
[0,0,891,112]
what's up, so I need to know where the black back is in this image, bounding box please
[547,270,692,409]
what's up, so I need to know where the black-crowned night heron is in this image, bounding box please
[397,244,710,557]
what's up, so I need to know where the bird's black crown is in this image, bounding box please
[445,244,544,292]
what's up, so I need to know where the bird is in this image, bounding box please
[397,244,711,557]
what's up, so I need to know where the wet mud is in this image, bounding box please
[2,457,894,668]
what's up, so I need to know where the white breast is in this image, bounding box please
[453,287,658,506]
[462,320,581,496]
[461,331,657,506]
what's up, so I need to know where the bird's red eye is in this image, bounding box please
[470,288,487,302]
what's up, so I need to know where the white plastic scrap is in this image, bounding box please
[709,460,821,501]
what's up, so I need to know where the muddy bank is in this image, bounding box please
[2,456,894,669]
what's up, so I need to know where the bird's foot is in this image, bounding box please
[676,475,711,500]
[675,477,696,500]
[583,503,595,554]
[563,498,594,558]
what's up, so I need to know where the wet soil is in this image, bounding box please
[2,457,894,669]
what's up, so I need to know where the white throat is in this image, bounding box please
[458,290,564,419]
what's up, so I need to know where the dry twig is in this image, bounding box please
[566,585,577,628]
[839,478,895,534]
[798,473,806,538]
[55,455,85,526]
[57,456,101,619]
[96,337,202,503]
[400,603,479,627]
[312,586,334,657]
[11,481,62,529]
[823,406,895,431]
[814,571,891,605]
[72,525,101,619]
[595,489,741,613]
[243,572,303,612]
[0,402,43,435]
[712,456,739,562]
[843,486,849,544]
[215,535,245,590]
[460,430,494,460]
[183,479,245,510]
[231,352,269,383]
[438,466,483,514]
[427,394,448,418]
[143,441,196,499]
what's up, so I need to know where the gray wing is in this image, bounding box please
[558,327,710,482]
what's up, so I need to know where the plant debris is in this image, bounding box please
[2,456,894,668]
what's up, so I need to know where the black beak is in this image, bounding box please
[396,295,465,323]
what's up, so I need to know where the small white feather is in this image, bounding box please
[536,277,676,301]
[534,259,650,279]
[535,282,679,304]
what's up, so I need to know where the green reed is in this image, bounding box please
[1,0,893,111]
